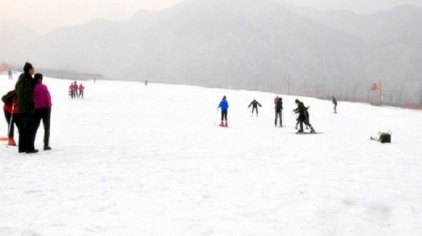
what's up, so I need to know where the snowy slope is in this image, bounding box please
[0,73,422,236]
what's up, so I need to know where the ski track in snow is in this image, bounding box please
[0,74,422,236]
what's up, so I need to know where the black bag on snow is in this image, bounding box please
[379,133,391,144]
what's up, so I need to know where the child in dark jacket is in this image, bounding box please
[2,90,19,146]
[248,99,262,116]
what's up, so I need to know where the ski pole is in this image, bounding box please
[6,105,15,147]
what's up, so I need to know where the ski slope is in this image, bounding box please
[0,73,422,236]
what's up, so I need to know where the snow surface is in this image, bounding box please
[0,73,422,236]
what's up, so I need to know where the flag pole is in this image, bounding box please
[379,80,383,106]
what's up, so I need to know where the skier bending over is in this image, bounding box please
[274,97,283,127]
[332,96,337,114]
[294,99,315,133]
[295,101,310,130]
[218,96,229,127]
[248,99,262,116]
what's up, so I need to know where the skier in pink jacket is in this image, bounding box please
[78,84,85,99]
[33,73,52,151]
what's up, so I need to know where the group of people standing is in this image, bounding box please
[69,81,85,99]
[2,62,52,153]
[217,95,318,133]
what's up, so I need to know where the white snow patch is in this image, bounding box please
[0,74,422,235]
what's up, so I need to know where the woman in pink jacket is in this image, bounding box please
[33,73,52,151]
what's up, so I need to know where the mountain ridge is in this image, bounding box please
[1,1,421,104]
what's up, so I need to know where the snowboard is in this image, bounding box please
[0,137,8,141]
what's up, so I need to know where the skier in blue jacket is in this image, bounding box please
[218,96,229,127]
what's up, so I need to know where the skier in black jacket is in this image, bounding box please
[294,99,315,133]
[275,97,283,127]
[248,99,262,116]
[332,96,338,114]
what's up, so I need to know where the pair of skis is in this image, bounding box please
[295,131,323,135]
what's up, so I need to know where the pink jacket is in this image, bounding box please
[33,81,52,109]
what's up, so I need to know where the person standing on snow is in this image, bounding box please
[78,83,85,99]
[8,69,13,80]
[69,81,77,99]
[275,97,283,127]
[33,73,52,151]
[332,96,338,114]
[74,82,78,97]
[69,84,74,99]
[294,99,315,134]
[248,99,262,116]
[15,62,38,154]
[2,90,19,146]
[218,96,229,127]
[69,82,76,99]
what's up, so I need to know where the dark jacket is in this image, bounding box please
[249,100,262,108]
[294,102,309,121]
[2,90,19,114]
[275,99,283,113]
[332,97,337,106]
[16,73,35,114]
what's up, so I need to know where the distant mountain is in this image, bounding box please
[2,0,421,104]
[294,5,422,47]
[294,4,422,102]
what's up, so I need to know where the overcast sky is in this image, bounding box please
[1,0,421,34]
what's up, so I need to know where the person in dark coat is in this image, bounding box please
[218,96,229,127]
[248,99,262,116]
[15,62,38,154]
[294,99,315,133]
[332,96,338,114]
[33,73,52,151]
[8,69,13,80]
[275,97,283,127]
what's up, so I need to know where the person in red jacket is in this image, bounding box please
[69,82,78,99]
[2,90,19,146]
[73,82,78,97]
[69,84,74,99]
[78,83,85,99]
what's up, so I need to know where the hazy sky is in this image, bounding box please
[1,0,421,34]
